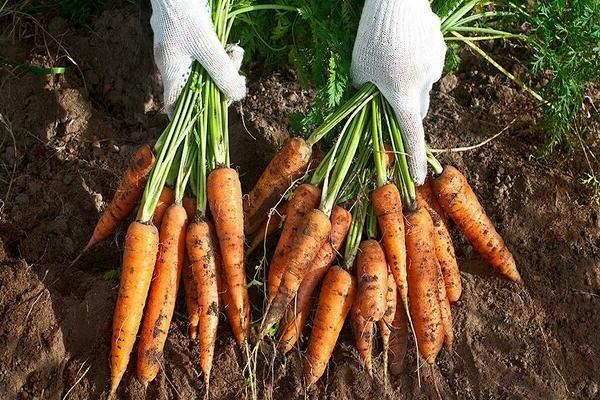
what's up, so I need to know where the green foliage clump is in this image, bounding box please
[3,0,102,23]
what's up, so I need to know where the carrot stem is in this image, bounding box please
[371,96,387,188]
[427,151,444,176]
[343,194,368,270]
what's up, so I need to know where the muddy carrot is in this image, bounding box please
[303,266,356,386]
[436,262,454,350]
[182,196,197,220]
[84,145,154,252]
[351,308,374,377]
[405,205,444,364]
[432,165,521,282]
[388,298,408,375]
[279,205,351,353]
[418,179,448,226]
[207,167,250,344]
[152,186,175,226]
[267,184,321,299]
[244,137,312,235]
[355,240,388,321]
[182,251,199,339]
[110,221,159,393]
[378,268,397,378]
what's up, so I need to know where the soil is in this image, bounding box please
[1,5,599,400]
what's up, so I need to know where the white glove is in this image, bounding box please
[150,0,246,116]
[352,0,446,185]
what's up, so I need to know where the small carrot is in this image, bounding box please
[84,145,154,252]
[388,298,408,376]
[152,186,175,226]
[351,307,374,377]
[267,184,321,299]
[355,240,388,322]
[261,209,331,336]
[110,221,159,394]
[416,194,462,303]
[246,201,287,258]
[244,137,312,235]
[371,184,408,309]
[405,205,444,364]
[279,206,351,353]
[207,167,250,345]
[182,196,197,220]
[378,268,397,378]
[303,266,356,386]
[136,204,187,387]
[418,179,448,226]
[181,251,199,339]
[186,219,220,384]
[432,166,521,282]
[436,262,454,350]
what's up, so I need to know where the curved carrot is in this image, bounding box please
[351,307,374,377]
[268,184,321,299]
[405,205,444,364]
[436,262,453,350]
[378,268,397,377]
[355,240,388,322]
[244,137,312,234]
[137,204,187,387]
[279,206,351,353]
[416,194,462,303]
[186,219,220,384]
[152,186,175,226]
[207,167,249,344]
[371,184,407,308]
[261,209,331,337]
[182,251,199,339]
[418,179,448,226]
[432,166,521,282]
[246,201,287,258]
[388,297,408,376]
[110,221,159,393]
[303,266,356,386]
[85,145,154,251]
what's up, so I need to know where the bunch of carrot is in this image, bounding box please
[245,82,521,385]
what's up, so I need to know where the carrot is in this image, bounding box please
[416,194,462,303]
[388,297,408,375]
[267,184,321,299]
[355,240,388,321]
[436,262,454,350]
[432,166,521,282]
[418,179,448,226]
[279,206,351,353]
[378,268,397,377]
[85,145,154,252]
[261,209,331,336]
[182,196,197,220]
[351,307,374,377]
[221,265,250,347]
[246,201,287,258]
[405,205,444,364]
[110,221,159,393]
[136,204,187,386]
[371,184,408,309]
[244,137,312,235]
[152,186,175,226]
[303,266,356,386]
[181,251,199,339]
[207,167,250,344]
[186,219,220,384]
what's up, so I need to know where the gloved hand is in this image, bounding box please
[150,0,246,117]
[351,0,446,185]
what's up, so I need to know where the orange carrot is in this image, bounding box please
[418,179,448,226]
[279,206,351,353]
[355,240,388,321]
[136,204,187,386]
[85,145,154,251]
[182,251,199,339]
[246,201,287,258]
[371,184,407,308]
[405,205,444,364]
[303,266,356,386]
[110,221,159,393]
[416,194,462,303]
[432,166,521,282]
[267,184,321,299]
[244,137,312,234]
[436,262,453,350]
[261,209,332,336]
[182,196,197,220]
[378,268,397,377]
[207,167,250,345]
[152,186,175,226]
[186,219,220,384]
[388,298,408,376]
[351,307,374,377]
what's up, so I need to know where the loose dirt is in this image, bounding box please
[1,5,599,400]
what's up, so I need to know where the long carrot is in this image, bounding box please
[303,266,356,386]
[244,137,312,234]
[279,205,351,353]
[182,252,199,339]
[110,221,159,393]
[432,166,521,282]
[152,186,175,226]
[351,308,374,377]
[186,218,220,384]
[388,297,408,376]
[267,184,321,299]
[207,167,249,344]
[405,205,444,364]
[436,263,454,350]
[85,145,154,252]
[261,209,331,336]
[416,194,462,303]
[136,204,187,386]
[355,240,388,321]
[378,268,396,378]
[418,179,448,226]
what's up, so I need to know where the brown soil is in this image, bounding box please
[1,5,599,400]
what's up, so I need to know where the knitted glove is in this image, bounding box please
[352,0,446,184]
[150,0,246,116]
